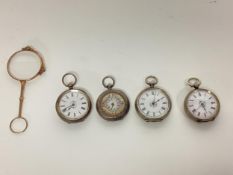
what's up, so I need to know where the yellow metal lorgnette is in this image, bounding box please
[7,46,46,133]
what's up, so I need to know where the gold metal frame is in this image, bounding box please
[7,46,46,133]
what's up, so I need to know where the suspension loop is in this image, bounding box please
[187,77,201,89]
[102,76,115,89]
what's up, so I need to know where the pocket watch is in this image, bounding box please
[56,73,92,123]
[96,76,130,121]
[135,76,172,122]
[184,77,220,122]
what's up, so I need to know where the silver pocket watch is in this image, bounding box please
[184,77,220,122]
[135,76,172,122]
[56,73,92,123]
[96,76,130,121]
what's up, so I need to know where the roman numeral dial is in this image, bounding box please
[56,89,91,122]
[136,88,171,121]
[185,89,220,121]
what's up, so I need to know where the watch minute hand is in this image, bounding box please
[62,104,73,112]
[154,97,164,103]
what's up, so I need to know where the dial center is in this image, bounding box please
[150,101,157,107]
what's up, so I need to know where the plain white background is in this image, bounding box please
[0,0,233,175]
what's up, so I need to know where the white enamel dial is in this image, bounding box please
[136,88,171,120]
[185,89,220,121]
[57,89,91,121]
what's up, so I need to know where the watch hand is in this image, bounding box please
[62,106,71,112]
[201,103,207,112]
[151,97,162,107]
[62,103,75,112]
[203,106,207,112]
[154,97,164,104]
[196,104,202,111]
[111,102,114,109]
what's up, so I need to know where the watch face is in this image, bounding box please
[56,89,91,122]
[185,89,220,122]
[136,88,171,121]
[97,89,130,121]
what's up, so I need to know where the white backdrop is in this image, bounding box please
[0,0,233,175]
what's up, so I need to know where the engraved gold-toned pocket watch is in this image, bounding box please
[135,76,172,122]
[56,73,92,123]
[96,76,130,121]
[184,77,220,122]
